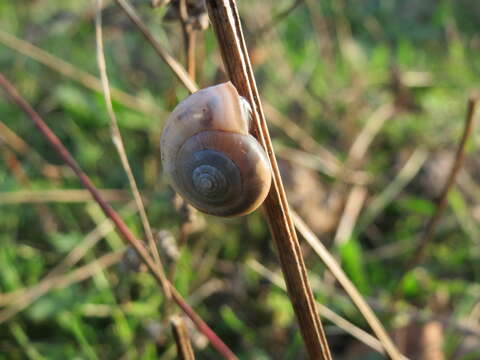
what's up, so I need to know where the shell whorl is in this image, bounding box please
[177,147,241,209]
[160,82,272,217]
[193,165,227,199]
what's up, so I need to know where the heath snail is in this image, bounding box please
[160,82,272,217]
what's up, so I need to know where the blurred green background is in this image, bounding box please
[1,0,479,359]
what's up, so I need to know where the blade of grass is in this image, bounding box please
[358,147,428,233]
[348,103,397,164]
[9,322,46,360]
[334,185,367,247]
[95,0,170,300]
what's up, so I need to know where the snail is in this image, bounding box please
[160,82,272,217]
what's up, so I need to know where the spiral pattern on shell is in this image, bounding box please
[160,82,272,217]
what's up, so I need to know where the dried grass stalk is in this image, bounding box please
[206,1,331,358]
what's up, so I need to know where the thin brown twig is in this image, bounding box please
[396,96,479,295]
[0,73,237,360]
[114,0,197,94]
[206,1,331,358]
[333,185,367,247]
[95,0,171,299]
[186,31,197,79]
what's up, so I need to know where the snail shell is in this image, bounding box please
[160,82,272,217]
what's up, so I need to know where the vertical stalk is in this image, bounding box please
[206,1,332,358]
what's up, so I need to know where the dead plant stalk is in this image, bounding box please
[206,1,331,358]
[95,0,170,299]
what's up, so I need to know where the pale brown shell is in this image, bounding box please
[160,82,272,217]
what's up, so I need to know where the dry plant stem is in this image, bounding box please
[333,185,367,247]
[206,1,331,358]
[0,29,162,117]
[114,0,197,93]
[397,96,479,291]
[0,73,237,360]
[292,211,403,360]
[187,31,197,79]
[95,0,170,299]
[347,103,396,163]
[171,316,196,360]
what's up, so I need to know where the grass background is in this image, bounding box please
[1,0,480,359]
